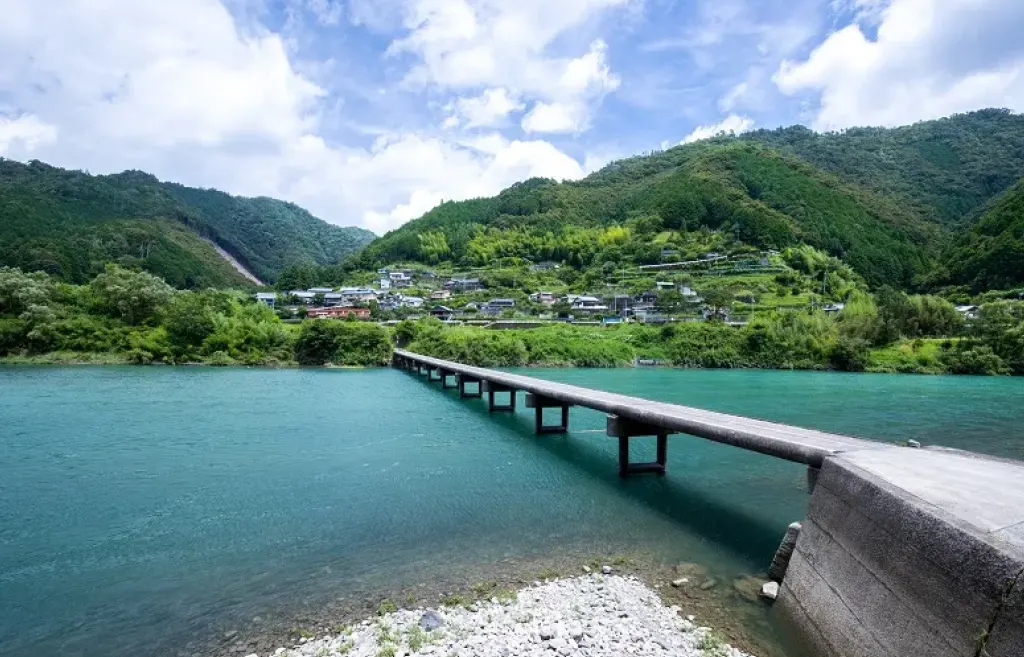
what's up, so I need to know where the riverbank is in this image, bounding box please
[205,553,776,657]
[262,574,753,657]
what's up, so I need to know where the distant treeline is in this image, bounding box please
[2,266,1021,375]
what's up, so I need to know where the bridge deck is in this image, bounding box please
[394,349,880,466]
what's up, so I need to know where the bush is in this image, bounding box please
[294,320,393,366]
[940,344,1010,375]
[830,337,871,372]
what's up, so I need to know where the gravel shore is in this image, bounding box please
[264,574,753,657]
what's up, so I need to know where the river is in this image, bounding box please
[1,366,1022,657]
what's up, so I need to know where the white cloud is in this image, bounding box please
[0,0,593,234]
[776,0,1024,130]
[0,113,58,155]
[446,87,525,129]
[389,1,628,134]
[681,114,755,143]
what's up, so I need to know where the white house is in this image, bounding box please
[570,296,609,312]
[403,296,425,308]
[255,292,277,308]
[529,291,556,305]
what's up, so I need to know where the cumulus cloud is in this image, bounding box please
[776,0,1024,130]
[0,113,58,155]
[390,1,627,134]
[681,114,755,143]
[446,87,525,129]
[0,0,595,233]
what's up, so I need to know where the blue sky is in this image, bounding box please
[1,0,1022,233]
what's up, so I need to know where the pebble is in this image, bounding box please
[760,582,780,601]
[671,578,687,587]
[601,566,612,575]
[699,578,718,591]
[267,575,754,657]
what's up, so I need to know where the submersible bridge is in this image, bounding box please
[393,349,1024,657]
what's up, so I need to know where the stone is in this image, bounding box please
[760,581,779,601]
[699,578,717,590]
[582,565,591,574]
[419,610,443,631]
[548,637,570,654]
[539,625,556,641]
[671,578,688,587]
[907,439,921,448]
[601,566,612,575]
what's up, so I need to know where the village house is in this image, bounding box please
[633,291,658,311]
[306,306,371,320]
[402,296,425,308]
[956,304,980,320]
[379,276,392,290]
[254,292,277,308]
[338,287,377,303]
[308,287,334,294]
[529,291,556,305]
[482,298,516,315]
[445,278,484,292]
[289,290,316,304]
[430,289,452,300]
[569,296,608,313]
[429,305,454,320]
[655,281,675,291]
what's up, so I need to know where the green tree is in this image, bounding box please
[163,293,217,355]
[90,264,173,325]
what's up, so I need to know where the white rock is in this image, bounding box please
[671,578,687,587]
[760,581,780,600]
[601,566,612,575]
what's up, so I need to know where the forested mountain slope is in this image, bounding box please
[942,177,1024,290]
[743,109,1024,224]
[0,160,375,286]
[354,142,939,287]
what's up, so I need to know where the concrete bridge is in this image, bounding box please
[393,349,1024,657]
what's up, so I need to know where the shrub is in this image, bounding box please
[294,321,393,366]
[940,345,1010,375]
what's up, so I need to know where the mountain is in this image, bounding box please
[352,110,1024,290]
[355,141,939,287]
[942,177,1024,290]
[0,159,375,287]
[742,109,1024,225]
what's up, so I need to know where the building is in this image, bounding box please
[289,291,316,304]
[445,278,484,292]
[633,291,658,311]
[529,291,556,305]
[609,294,633,314]
[306,306,370,320]
[254,292,277,308]
[482,298,516,315]
[379,277,392,290]
[655,281,675,291]
[338,287,377,303]
[402,296,425,308]
[308,287,334,294]
[430,289,452,300]
[570,296,608,313]
[429,305,454,320]
[322,292,346,307]
[956,304,980,320]
[822,303,846,315]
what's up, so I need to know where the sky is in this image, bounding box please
[1,0,1022,234]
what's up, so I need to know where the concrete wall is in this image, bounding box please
[776,453,1024,657]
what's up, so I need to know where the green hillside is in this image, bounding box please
[354,142,938,287]
[0,159,375,287]
[943,177,1024,290]
[743,108,1024,224]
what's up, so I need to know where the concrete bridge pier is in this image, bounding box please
[526,393,570,434]
[427,366,442,382]
[607,415,671,478]
[458,374,483,398]
[485,382,517,413]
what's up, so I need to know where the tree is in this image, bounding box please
[163,293,216,354]
[89,264,173,325]
[702,287,733,318]
[0,267,54,316]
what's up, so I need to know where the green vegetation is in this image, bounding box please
[348,142,936,288]
[942,177,1024,290]
[0,159,374,286]
[0,265,386,367]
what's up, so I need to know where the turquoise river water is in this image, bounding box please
[1,366,1022,657]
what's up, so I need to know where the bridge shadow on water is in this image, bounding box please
[402,371,799,567]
